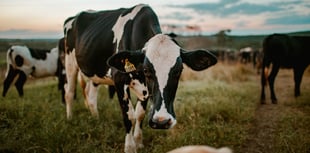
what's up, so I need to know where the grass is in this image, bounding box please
[0,63,253,153]
[0,63,309,153]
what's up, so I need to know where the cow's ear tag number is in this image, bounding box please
[124,58,136,72]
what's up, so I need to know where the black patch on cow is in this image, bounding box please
[15,55,24,67]
[30,66,36,76]
[29,48,50,60]
[74,10,121,77]
[9,48,14,57]
[2,64,18,97]
[121,6,136,17]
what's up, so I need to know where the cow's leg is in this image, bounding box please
[59,71,67,104]
[293,66,306,97]
[64,51,78,119]
[115,82,136,153]
[108,85,115,99]
[260,59,269,104]
[14,71,27,97]
[85,81,99,118]
[2,65,19,97]
[133,99,148,149]
[268,64,280,104]
[78,71,89,108]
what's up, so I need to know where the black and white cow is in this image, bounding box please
[2,42,66,102]
[261,34,310,104]
[64,4,217,153]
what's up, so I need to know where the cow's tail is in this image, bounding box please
[262,65,269,87]
[56,57,66,103]
[261,39,271,87]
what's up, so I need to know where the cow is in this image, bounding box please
[260,33,310,104]
[239,47,252,64]
[2,41,66,102]
[63,4,217,153]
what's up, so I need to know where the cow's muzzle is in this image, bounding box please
[149,118,175,129]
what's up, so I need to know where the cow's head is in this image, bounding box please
[108,34,217,129]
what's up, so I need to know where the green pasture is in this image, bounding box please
[0,63,309,153]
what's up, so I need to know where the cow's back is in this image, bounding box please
[73,4,160,78]
[292,36,310,65]
[74,10,122,77]
[263,34,310,68]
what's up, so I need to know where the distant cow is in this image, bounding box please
[64,4,217,153]
[2,42,66,102]
[260,34,310,104]
[239,47,252,64]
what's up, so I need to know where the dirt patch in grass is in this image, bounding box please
[240,68,310,153]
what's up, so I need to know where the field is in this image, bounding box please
[0,37,309,153]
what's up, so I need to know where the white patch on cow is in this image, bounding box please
[9,46,33,74]
[153,102,177,128]
[124,84,139,152]
[86,81,99,118]
[125,133,136,153]
[65,49,78,119]
[144,34,180,96]
[64,18,74,36]
[134,101,145,148]
[31,47,59,77]
[5,50,12,78]
[129,78,148,101]
[8,46,59,78]
[112,4,146,52]
[144,34,180,127]
[124,84,135,122]
[106,68,112,78]
[123,84,129,101]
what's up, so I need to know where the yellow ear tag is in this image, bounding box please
[124,58,136,72]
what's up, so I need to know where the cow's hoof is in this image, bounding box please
[271,100,277,104]
[260,99,266,104]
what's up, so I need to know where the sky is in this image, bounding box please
[0,0,310,38]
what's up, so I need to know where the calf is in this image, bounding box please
[260,34,310,104]
[2,43,66,102]
[64,4,217,153]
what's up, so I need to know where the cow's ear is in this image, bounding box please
[181,49,217,71]
[107,51,145,73]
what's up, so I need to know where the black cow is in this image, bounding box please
[63,4,217,153]
[261,33,310,104]
[2,40,66,102]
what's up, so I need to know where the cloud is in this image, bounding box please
[168,0,282,17]
[160,0,310,35]
[164,12,193,21]
[266,15,310,25]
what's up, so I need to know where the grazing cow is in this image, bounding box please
[167,145,232,153]
[260,34,310,104]
[64,4,217,153]
[2,42,66,102]
[239,47,252,64]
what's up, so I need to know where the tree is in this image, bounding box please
[216,29,231,47]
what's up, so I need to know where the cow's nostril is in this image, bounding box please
[150,118,171,129]
[143,90,147,96]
